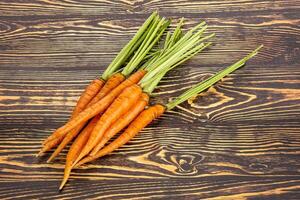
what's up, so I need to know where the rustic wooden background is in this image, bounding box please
[1,0,300,199]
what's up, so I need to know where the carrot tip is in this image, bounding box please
[47,153,57,163]
[60,166,72,190]
[59,180,67,190]
[36,150,44,157]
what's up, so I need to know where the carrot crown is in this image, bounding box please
[139,19,214,94]
[101,12,158,80]
[166,45,263,110]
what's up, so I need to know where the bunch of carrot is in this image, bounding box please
[37,12,262,190]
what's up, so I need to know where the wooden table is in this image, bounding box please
[1,1,300,199]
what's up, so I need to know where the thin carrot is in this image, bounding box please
[42,70,146,147]
[42,79,104,145]
[90,93,150,155]
[76,104,165,166]
[59,115,100,190]
[73,84,143,166]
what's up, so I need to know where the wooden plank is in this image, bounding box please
[0,14,299,69]
[1,64,300,125]
[0,0,299,16]
[0,0,300,199]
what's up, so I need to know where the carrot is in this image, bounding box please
[87,73,125,107]
[76,104,165,167]
[59,115,100,190]
[73,84,143,166]
[43,70,146,147]
[90,92,150,155]
[42,79,104,145]
[74,45,264,167]
[46,73,125,161]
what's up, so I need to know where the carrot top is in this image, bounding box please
[101,12,159,80]
[139,18,215,94]
[166,45,263,110]
[120,15,170,77]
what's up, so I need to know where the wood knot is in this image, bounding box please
[249,163,268,172]
[188,87,231,109]
[163,149,204,175]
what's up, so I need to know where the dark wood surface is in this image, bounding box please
[1,1,300,199]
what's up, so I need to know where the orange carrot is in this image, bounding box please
[42,79,104,145]
[73,84,143,166]
[42,70,146,147]
[46,73,125,161]
[76,104,165,167]
[90,93,149,155]
[87,73,125,107]
[59,115,100,190]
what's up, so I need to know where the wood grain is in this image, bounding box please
[0,0,300,199]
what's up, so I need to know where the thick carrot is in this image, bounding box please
[42,79,104,145]
[90,93,149,155]
[76,104,165,167]
[73,84,143,166]
[59,115,100,190]
[41,70,146,147]
[46,73,125,161]
[87,73,125,107]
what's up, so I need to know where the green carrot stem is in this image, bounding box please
[166,45,263,110]
[164,32,171,49]
[145,22,207,73]
[143,42,212,94]
[166,18,184,49]
[101,11,157,80]
[141,33,214,85]
[121,17,170,76]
